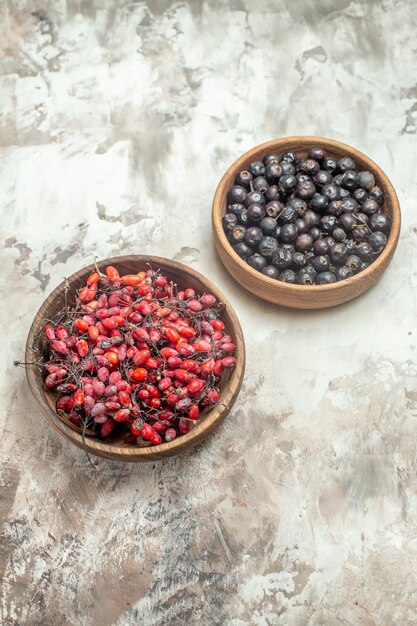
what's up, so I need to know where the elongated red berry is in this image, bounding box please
[113,408,130,422]
[74,389,85,406]
[100,420,114,437]
[188,405,199,420]
[44,325,56,340]
[50,340,69,355]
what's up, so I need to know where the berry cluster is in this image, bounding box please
[223,147,390,285]
[42,265,237,446]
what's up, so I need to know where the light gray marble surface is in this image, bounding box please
[1,1,417,624]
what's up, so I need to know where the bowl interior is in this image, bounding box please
[213,136,400,295]
[26,255,245,459]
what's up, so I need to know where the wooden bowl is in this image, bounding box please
[212,136,401,309]
[25,255,245,462]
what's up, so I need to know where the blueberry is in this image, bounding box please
[309,147,326,162]
[265,163,282,183]
[356,242,374,262]
[313,170,333,187]
[229,225,246,244]
[329,243,348,265]
[327,200,344,216]
[287,197,308,215]
[292,252,307,269]
[279,269,297,283]
[235,170,253,188]
[300,159,320,176]
[313,239,329,255]
[296,179,316,200]
[279,174,296,193]
[239,208,250,226]
[322,184,340,201]
[247,254,267,271]
[352,225,369,242]
[297,267,316,285]
[252,176,269,193]
[228,202,245,216]
[368,186,384,204]
[368,230,387,252]
[342,170,359,190]
[245,190,266,207]
[323,157,338,173]
[310,227,321,240]
[233,242,253,259]
[265,185,280,201]
[339,213,356,231]
[310,193,329,212]
[362,198,379,215]
[244,226,263,247]
[259,216,277,235]
[338,156,356,171]
[249,161,265,177]
[222,213,238,234]
[353,188,368,204]
[264,153,282,166]
[341,197,359,214]
[247,203,265,222]
[258,236,279,258]
[369,213,390,233]
[280,206,296,223]
[227,185,247,204]
[312,255,330,273]
[265,200,284,218]
[261,265,280,279]
[280,223,299,242]
[282,151,297,163]
[337,266,354,280]
[339,188,350,198]
[280,162,296,176]
[316,271,337,284]
[271,248,293,270]
[321,215,337,232]
[274,225,281,240]
[345,254,362,272]
[304,210,321,228]
[295,218,309,234]
[295,233,314,252]
[333,173,344,186]
[333,227,346,242]
[358,171,375,190]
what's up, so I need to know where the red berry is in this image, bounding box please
[184,288,195,299]
[113,408,130,422]
[75,319,89,332]
[50,340,69,355]
[194,338,211,352]
[187,299,202,312]
[151,433,162,446]
[87,272,100,286]
[44,325,56,340]
[142,423,155,440]
[77,339,89,357]
[165,428,176,442]
[178,418,190,434]
[131,367,147,382]
[45,373,57,388]
[118,391,131,407]
[131,418,143,436]
[188,404,200,420]
[88,325,99,342]
[211,319,225,330]
[222,357,237,369]
[200,294,216,307]
[165,328,180,344]
[74,389,85,406]
[100,420,114,437]
[121,274,143,286]
[105,266,120,282]
[188,379,205,395]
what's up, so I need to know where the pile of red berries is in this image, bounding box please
[42,265,237,446]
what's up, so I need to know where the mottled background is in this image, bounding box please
[1,0,417,624]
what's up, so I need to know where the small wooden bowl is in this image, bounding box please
[212,136,401,309]
[25,255,245,462]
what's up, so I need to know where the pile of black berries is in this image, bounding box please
[222,146,390,285]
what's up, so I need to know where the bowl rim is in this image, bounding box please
[25,254,246,460]
[212,135,401,294]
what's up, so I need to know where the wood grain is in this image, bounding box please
[25,255,246,462]
[212,136,401,309]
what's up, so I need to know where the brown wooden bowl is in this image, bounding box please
[25,255,245,462]
[212,136,401,309]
